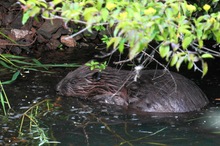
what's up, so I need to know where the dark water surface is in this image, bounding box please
[1,69,220,146]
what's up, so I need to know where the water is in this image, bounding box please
[1,69,220,146]
[50,103,220,146]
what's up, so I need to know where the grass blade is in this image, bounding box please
[2,71,20,85]
[0,91,6,115]
[32,59,48,70]
[0,61,16,70]
[10,59,37,65]
[1,54,27,59]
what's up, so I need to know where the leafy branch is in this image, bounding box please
[19,0,220,76]
[85,60,107,72]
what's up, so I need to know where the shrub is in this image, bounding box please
[19,0,220,76]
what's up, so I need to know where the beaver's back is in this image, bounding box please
[126,70,209,112]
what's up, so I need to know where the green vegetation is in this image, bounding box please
[19,99,60,145]
[0,51,78,145]
[1,0,219,145]
[0,54,79,84]
[0,82,60,145]
[0,81,11,115]
[19,0,220,76]
[86,60,107,72]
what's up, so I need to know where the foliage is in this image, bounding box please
[19,0,220,76]
[19,99,60,145]
[86,60,107,72]
[0,81,11,115]
[0,54,79,84]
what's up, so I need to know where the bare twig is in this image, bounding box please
[95,48,118,59]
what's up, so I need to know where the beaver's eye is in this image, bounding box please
[70,79,76,84]
[92,72,101,81]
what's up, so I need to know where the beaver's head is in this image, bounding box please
[56,65,100,96]
[56,65,129,106]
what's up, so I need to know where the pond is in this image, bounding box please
[1,67,220,146]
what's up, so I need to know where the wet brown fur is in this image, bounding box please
[56,65,209,113]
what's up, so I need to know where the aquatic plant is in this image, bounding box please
[19,99,60,145]
[0,81,11,115]
[0,54,79,84]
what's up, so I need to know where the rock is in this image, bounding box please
[10,13,23,29]
[46,39,61,50]
[3,11,14,26]
[37,34,49,43]
[11,46,22,55]
[52,27,69,39]
[37,19,64,39]
[60,35,77,47]
[11,29,31,41]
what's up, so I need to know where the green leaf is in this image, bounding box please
[155,35,164,41]
[187,61,194,70]
[109,19,115,27]
[129,43,141,60]
[178,26,191,35]
[113,37,121,49]
[182,36,194,49]
[196,27,203,39]
[10,59,34,65]
[53,0,63,5]
[165,8,173,19]
[1,54,26,59]
[2,71,20,85]
[22,12,30,25]
[176,56,185,71]
[107,37,115,48]
[118,39,125,53]
[32,59,48,70]
[42,11,49,18]
[201,54,214,59]
[198,39,203,48]
[0,92,6,115]
[181,2,187,15]
[202,62,208,77]
[165,51,172,62]
[83,7,98,21]
[204,22,212,31]
[39,1,48,8]
[159,45,170,58]
[0,61,15,70]
[213,30,220,43]
[97,0,104,10]
[29,6,41,17]
[106,37,121,49]
[170,55,178,66]
[101,8,109,22]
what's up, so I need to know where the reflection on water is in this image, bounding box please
[0,70,220,146]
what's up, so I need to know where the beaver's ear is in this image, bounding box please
[92,72,102,81]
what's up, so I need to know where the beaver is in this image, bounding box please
[56,64,209,113]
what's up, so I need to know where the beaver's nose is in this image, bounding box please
[56,89,61,95]
[55,84,62,95]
